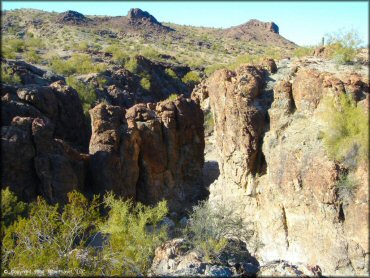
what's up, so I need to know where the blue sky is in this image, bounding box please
[2,1,369,46]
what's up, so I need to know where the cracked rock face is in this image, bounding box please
[89,96,205,212]
[203,58,369,275]
[206,66,266,188]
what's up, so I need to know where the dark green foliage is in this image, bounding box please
[66,76,97,116]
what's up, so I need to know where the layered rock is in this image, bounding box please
[89,96,205,212]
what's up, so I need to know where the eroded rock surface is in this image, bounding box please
[200,57,369,276]
[89,96,205,212]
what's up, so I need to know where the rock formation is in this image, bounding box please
[89,96,205,212]
[57,10,92,25]
[197,57,369,276]
[2,61,205,212]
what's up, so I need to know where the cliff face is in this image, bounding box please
[195,57,369,275]
[89,97,205,212]
[1,61,205,212]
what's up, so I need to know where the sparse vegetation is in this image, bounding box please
[324,29,362,64]
[336,173,358,203]
[320,93,368,168]
[50,54,106,75]
[184,201,253,262]
[293,46,315,58]
[1,65,22,85]
[66,76,97,116]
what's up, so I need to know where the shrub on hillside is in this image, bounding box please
[1,65,22,85]
[293,46,315,58]
[66,76,97,116]
[140,77,151,91]
[320,94,368,168]
[182,71,201,87]
[50,54,106,75]
[324,29,362,64]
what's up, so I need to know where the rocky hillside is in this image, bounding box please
[1,6,369,277]
[2,8,295,70]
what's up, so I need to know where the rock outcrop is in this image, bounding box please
[57,10,92,25]
[127,8,160,25]
[2,60,205,212]
[89,96,205,212]
[1,76,89,202]
[199,58,369,276]
[206,66,266,187]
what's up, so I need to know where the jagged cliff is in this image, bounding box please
[191,57,369,275]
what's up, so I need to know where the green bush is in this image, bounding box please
[166,93,178,101]
[66,76,97,116]
[320,94,368,167]
[24,49,42,64]
[182,71,201,87]
[140,77,151,91]
[325,29,362,64]
[124,57,139,73]
[1,65,22,85]
[1,188,28,229]
[50,54,106,76]
[293,46,314,58]
[165,68,178,79]
[2,191,101,273]
[99,193,168,276]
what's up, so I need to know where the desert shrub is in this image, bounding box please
[182,71,201,87]
[66,76,97,116]
[124,57,139,73]
[2,46,17,59]
[228,54,261,70]
[336,173,358,203]
[77,41,89,51]
[50,54,106,76]
[1,188,28,229]
[24,49,42,64]
[99,193,168,276]
[320,94,368,168]
[141,47,160,60]
[166,93,178,101]
[165,68,178,79]
[325,29,362,64]
[5,39,25,52]
[2,191,101,273]
[140,77,151,91]
[25,37,44,49]
[293,46,314,58]
[185,201,253,262]
[205,63,226,76]
[1,65,22,85]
